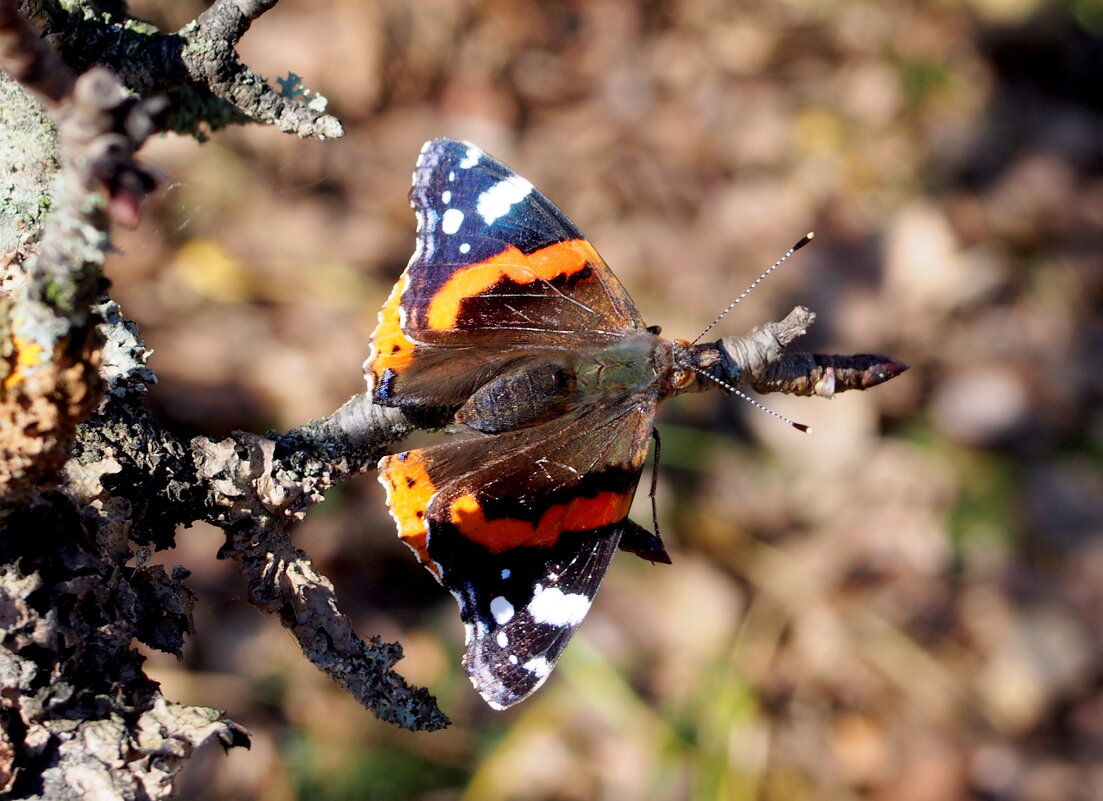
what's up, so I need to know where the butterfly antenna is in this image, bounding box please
[691,366,811,433]
[691,232,815,345]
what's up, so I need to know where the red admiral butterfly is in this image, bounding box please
[367,139,709,709]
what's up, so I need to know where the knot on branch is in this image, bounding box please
[716,306,817,383]
[193,433,325,533]
[63,67,166,228]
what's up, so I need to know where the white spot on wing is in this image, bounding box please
[441,208,464,235]
[477,175,534,225]
[527,586,591,627]
[496,631,508,648]
[448,171,456,182]
[501,568,511,579]
[441,190,451,204]
[458,145,481,169]
[490,596,515,625]
[509,655,518,665]
[459,243,471,254]
[523,656,552,678]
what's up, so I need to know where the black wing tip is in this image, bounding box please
[465,652,553,711]
[479,685,522,711]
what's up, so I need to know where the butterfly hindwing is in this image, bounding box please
[454,525,624,709]
[378,396,658,707]
[378,396,656,579]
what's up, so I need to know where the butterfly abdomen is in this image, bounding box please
[455,331,675,435]
[456,358,578,433]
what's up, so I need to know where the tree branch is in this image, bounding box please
[196,0,280,45]
[689,306,908,398]
[71,323,447,731]
[0,4,438,797]
[38,0,343,139]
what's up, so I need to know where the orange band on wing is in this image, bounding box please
[426,238,600,330]
[449,490,632,553]
[378,451,441,580]
[368,273,416,382]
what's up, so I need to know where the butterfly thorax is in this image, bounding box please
[574,330,678,400]
[455,330,678,434]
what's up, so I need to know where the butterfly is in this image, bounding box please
[366,139,698,709]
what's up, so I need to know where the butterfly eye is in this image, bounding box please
[671,368,696,390]
[667,339,697,390]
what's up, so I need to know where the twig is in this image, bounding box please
[688,306,908,398]
[40,0,344,139]
[196,0,281,44]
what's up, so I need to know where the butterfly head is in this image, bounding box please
[669,338,702,393]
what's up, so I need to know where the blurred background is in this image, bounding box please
[114,0,1102,799]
